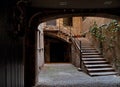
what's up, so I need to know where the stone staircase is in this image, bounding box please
[81,46,118,76]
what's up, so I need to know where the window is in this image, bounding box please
[46,20,56,26]
[63,17,73,26]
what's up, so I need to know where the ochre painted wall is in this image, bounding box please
[72,17,82,36]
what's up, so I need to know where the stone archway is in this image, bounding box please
[25,8,120,87]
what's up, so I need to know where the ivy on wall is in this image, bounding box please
[89,22,106,42]
[89,20,120,70]
[90,20,120,42]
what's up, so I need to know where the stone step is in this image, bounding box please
[81,48,96,50]
[82,55,103,58]
[81,46,93,47]
[81,48,97,51]
[84,60,108,64]
[82,58,105,61]
[89,72,118,76]
[81,46,94,48]
[87,67,115,72]
[85,64,112,68]
[81,50,98,53]
[82,53,101,55]
[80,42,118,76]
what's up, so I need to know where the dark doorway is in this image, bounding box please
[50,43,68,63]
[44,35,71,63]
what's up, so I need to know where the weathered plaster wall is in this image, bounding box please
[72,17,82,36]
[37,24,44,68]
[56,17,82,37]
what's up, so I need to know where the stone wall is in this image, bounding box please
[82,17,112,49]
[71,44,80,67]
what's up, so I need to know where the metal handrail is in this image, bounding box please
[70,35,82,68]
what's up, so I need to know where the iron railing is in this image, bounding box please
[70,35,82,68]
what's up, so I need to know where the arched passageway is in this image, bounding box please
[25,8,120,87]
[1,0,120,87]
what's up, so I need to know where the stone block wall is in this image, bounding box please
[71,44,80,67]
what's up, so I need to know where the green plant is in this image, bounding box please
[89,22,105,42]
[89,20,120,70]
[89,22,98,36]
[105,20,120,67]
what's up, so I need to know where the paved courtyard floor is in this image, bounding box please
[36,63,120,87]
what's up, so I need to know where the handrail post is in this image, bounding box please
[70,26,71,37]
[79,41,82,68]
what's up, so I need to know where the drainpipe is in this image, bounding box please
[79,40,82,68]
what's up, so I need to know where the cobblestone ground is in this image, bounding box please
[36,64,120,87]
